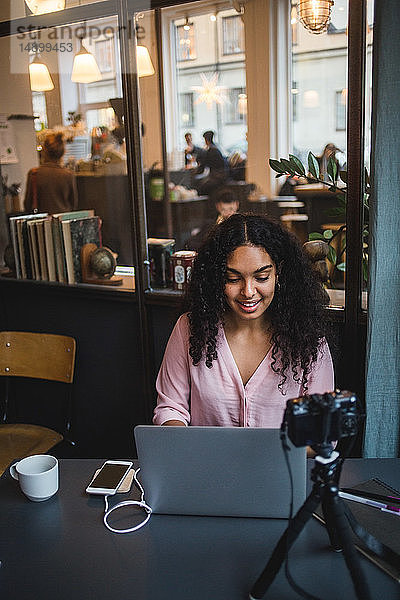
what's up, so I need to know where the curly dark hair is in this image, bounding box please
[184,213,329,393]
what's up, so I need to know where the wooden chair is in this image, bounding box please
[0,332,76,475]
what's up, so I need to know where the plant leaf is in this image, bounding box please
[289,154,306,176]
[308,152,320,179]
[323,229,333,240]
[269,159,287,173]
[308,232,325,241]
[362,257,368,283]
[327,245,337,265]
[280,159,296,176]
[339,170,348,183]
[327,157,337,183]
[336,262,346,271]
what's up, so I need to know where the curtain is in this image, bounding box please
[364,0,400,457]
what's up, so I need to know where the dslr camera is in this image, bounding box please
[284,390,360,456]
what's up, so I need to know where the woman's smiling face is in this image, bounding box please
[224,245,277,321]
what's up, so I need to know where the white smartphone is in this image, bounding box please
[86,460,133,495]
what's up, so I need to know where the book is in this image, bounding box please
[51,210,94,283]
[27,220,40,280]
[16,219,27,279]
[8,213,47,279]
[43,217,57,282]
[61,215,101,284]
[8,216,21,277]
[314,478,400,582]
[35,219,48,282]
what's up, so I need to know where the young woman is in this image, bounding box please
[153,213,334,428]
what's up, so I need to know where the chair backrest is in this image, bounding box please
[0,332,76,383]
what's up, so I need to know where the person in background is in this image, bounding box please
[185,187,240,251]
[24,132,78,214]
[193,130,229,194]
[184,132,202,169]
[316,143,341,182]
[154,213,334,435]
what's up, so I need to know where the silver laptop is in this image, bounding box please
[134,426,306,518]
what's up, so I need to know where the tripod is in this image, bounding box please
[249,450,372,600]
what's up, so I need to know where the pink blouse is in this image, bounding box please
[153,314,335,428]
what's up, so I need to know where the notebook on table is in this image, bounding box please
[134,425,306,518]
[314,477,400,582]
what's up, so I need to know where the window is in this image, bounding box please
[292,82,298,121]
[31,92,48,131]
[222,15,244,55]
[224,88,246,124]
[94,38,115,77]
[291,4,298,46]
[176,23,196,61]
[328,0,348,34]
[335,90,346,130]
[179,93,194,127]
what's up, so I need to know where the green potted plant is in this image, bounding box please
[269,152,369,289]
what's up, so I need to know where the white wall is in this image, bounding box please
[0,35,38,207]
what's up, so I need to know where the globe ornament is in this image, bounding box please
[89,247,117,279]
[81,243,122,286]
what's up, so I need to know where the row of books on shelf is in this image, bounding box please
[9,210,102,285]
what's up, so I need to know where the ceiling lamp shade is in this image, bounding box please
[25,0,65,15]
[29,55,54,91]
[137,46,155,77]
[297,0,334,34]
[71,41,102,84]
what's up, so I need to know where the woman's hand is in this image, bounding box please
[162,420,186,426]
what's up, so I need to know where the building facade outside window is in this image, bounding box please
[222,15,244,55]
[335,90,346,131]
[179,92,195,127]
[224,87,246,124]
[176,23,196,61]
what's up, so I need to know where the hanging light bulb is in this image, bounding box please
[29,54,54,91]
[137,46,155,77]
[297,0,334,34]
[183,18,191,31]
[71,40,102,84]
[25,0,65,15]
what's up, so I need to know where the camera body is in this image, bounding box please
[285,390,359,450]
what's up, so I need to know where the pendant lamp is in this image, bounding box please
[29,55,54,91]
[71,41,102,84]
[25,0,65,15]
[297,0,334,34]
[137,45,155,77]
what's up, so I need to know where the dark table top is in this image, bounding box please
[1,458,399,600]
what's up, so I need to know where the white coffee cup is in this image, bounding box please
[10,455,59,502]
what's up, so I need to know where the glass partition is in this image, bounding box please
[1,9,135,291]
[137,4,249,273]
[290,0,373,311]
[134,0,367,297]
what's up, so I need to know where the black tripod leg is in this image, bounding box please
[321,496,342,551]
[325,493,372,600]
[249,487,322,600]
